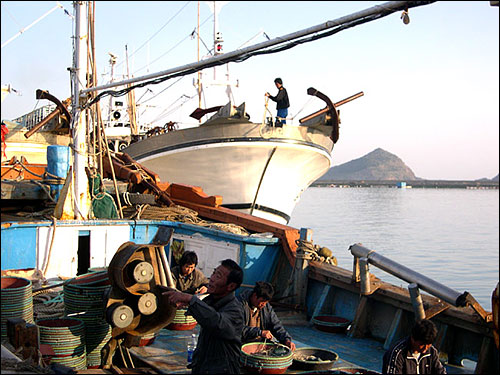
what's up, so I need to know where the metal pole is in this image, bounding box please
[349,244,465,306]
[408,283,426,321]
[72,1,90,219]
[359,257,371,295]
[81,1,434,94]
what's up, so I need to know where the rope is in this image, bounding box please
[295,238,337,265]
[30,180,57,203]
[42,217,57,277]
[122,204,250,236]
[33,291,65,320]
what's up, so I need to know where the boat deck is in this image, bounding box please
[129,310,475,374]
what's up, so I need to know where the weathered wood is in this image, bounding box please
[474,336,497,374]
[0,180,50,200]
[310,284,332,321]
[308,263,493,337]
[348,295,370,338]
[167,183,222,207]
[424,300,451,320]
[384,308,403,350]
[1,162,46,180]
[170,198,300,266]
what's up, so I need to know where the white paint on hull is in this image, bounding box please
[136,140,331,224]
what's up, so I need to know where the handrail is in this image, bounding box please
[349,243,492,322]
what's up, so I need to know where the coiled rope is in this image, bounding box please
[122,204,250,236]
[295,238,337,265]
[33,291,65,320]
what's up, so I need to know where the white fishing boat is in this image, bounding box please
[120,2,362,224]
[123,92,357,224]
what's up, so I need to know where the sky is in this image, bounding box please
[1,1,499,180]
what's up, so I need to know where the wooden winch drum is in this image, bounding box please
[37,317,87,370]
[1,276,34,340]
[108,242,160,295]
[240,342,293,374]
[311,315,351,334]
[166,308,197,330]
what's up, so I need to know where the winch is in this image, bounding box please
[101,227,177,368]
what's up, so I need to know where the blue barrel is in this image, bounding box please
[46,145,70,201]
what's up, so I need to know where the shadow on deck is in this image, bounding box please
[129,310,475,374]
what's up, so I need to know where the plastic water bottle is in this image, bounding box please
[187,333,197,363]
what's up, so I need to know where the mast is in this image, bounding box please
[197,1,202,121]
[125,45,138,135]
[81,1,435,95]
[71,0,90,219]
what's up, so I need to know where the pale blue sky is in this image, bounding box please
[1,1,498,180]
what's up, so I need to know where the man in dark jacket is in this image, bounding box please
[163,259,244,374]
[382,319,446,374]
[238,281,296,351]
[171,251,209,294]
[265,77,289,127]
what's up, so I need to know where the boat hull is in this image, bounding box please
[124,120,333,224]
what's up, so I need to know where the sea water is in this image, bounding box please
[289,187,499,310]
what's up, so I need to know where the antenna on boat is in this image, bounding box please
[194,1,237,121]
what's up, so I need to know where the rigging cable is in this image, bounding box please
[82,3,425,110]
[114,1,191,72]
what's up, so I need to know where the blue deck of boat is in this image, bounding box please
[130,310,474,374]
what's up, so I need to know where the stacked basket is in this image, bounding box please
[63,271,112,368]
[37,317,87,370]
[166,308,197,330]
[1,276,34,340]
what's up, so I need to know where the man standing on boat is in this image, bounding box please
[163,259,244,374]
[171,251,209,294]
[265,78,290,127]
[382,319,446,374]
[238,281,296,351]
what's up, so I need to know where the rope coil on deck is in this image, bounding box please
[295,239,337,265]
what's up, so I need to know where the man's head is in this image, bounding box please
[410,319,438,354]
[250,281,274,310]
[274,77,283,88]
[207,259,243,298]
[179,251,198,276]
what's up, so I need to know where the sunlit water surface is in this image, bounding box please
[289,187,499,310]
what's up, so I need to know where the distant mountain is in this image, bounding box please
[318,148,417,181]
[492,174,499,181]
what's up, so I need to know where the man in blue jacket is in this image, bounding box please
[163,259,244,374]
[382,319,446,374]
[238,281,296,351]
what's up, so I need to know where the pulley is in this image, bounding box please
[107,303,134,328]
[137,292,157,315]
[132,261,154,284]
